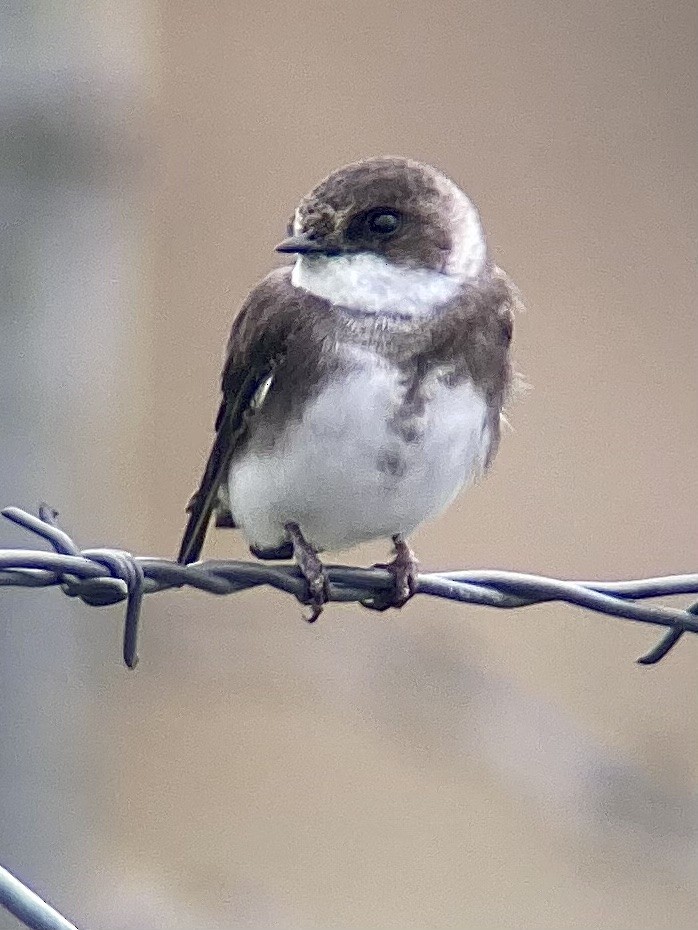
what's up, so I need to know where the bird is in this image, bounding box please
[177,156,520,620]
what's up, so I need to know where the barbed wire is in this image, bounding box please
[0,505,696,671]
[0,506,696,930]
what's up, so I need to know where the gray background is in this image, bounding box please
[1,2,696,927]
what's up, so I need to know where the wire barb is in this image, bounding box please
[1,505,696,668]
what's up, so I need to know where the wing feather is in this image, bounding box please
[177,268,295,564]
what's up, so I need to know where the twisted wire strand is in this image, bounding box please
[0,510,696,930]
[1,505,696,668]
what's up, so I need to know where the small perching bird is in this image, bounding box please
[178,156,521,619]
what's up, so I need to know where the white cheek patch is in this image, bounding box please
[444,186,487,277]
[292,252,465,317]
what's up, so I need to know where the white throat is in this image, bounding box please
[292,253,467,317]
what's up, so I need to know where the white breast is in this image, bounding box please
[228,348,490,552]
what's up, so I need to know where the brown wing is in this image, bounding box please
[177,267,298,564]
[482,265,521,468]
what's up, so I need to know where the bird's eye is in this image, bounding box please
[286,219,295,237]
[367,210,401,236]
[345,208,403,242]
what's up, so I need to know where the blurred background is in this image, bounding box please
[1,1,696,928]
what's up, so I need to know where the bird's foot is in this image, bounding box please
[284,522,330,622]
[361,535,419,612]
[250,540,294,560]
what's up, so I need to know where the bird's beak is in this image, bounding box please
[275,232,336,255]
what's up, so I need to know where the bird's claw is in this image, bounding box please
[284,521,331,622]
[300,569,331,623]
[361,536,419,612]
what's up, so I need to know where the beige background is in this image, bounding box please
[1,1,696,928]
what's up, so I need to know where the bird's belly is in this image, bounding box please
[228,364,490,552]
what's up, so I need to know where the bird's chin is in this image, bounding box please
[292,250,463,317]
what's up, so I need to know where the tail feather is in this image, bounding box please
[177,366,266,564]
[177,440,225,564]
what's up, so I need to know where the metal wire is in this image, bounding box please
[0,863,79,930]
[0,505,696,670]
[0,504,696,930]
